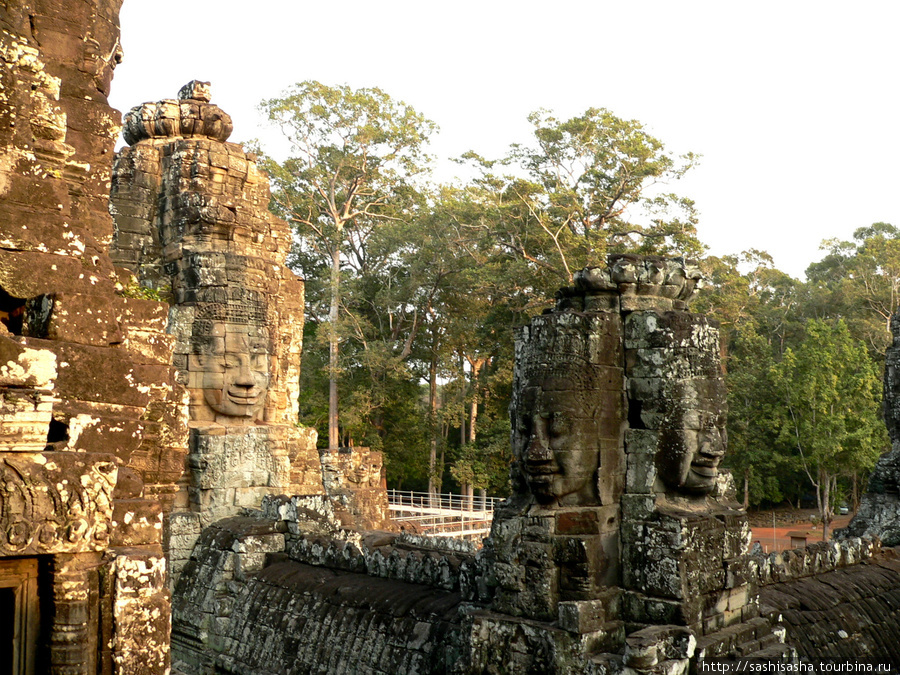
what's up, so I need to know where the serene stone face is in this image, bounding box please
[658,405,726,495]
[515,386,601,507]
[195,321,270,419]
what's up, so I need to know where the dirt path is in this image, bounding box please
[750,513,854,553]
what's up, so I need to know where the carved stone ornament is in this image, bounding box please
[0,452,116,556]
[122,81,233,145]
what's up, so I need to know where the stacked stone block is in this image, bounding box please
[485,309,625,622]
[618,304,754,636]
[319,446,392,529]
[109,82,328,582]
[0,2,189,672]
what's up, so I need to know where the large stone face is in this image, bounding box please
[0,2,185,673]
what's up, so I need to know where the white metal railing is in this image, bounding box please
[387,489,501,538]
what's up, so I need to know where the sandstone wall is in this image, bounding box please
[0,1,187,672]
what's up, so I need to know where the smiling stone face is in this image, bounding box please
[509,311,626,509]
[190,303,271,421]
[657,406,727,495]
[515,387,603,507]
[199,322,270,418]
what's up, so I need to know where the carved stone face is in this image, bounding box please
[349,455,382,486]
[196,322,270,418]
[515,387,600,507]
[657,407,726,495]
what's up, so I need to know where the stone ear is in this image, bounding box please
[188,353,211,370]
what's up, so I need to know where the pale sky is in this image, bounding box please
[109,1,900,280]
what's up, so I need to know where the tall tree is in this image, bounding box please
[723,324,787,507]
[807,222,900,359]
[462,107,702,294]
[771,319,886,539]
[260,82,436,449]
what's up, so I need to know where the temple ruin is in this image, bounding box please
[0,1,182,671]
[3,0,900,672]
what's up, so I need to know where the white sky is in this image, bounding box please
[109,1,900,280]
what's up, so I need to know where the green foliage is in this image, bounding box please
[260,81,436,452]
[769,319,887,532]
[704,248,889,513]
[806,222,900,359]
[116,278,165,302]
[449,417,512,495]
[261,81,893,511]
[723,324,787,506]
[459,107,702,294]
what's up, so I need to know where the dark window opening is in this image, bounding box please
[46,419,69,445]
[0,557,40,675]
[0,587,15,674]
[0,288,26,335]
[627,398,646,430]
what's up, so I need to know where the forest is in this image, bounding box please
[256,81,892,524]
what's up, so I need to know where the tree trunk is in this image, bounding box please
[428,352,438,495]
[459,352,466,447]
[743,469,750,510]
[820,469,831,542]
[328,243,341,450]
[466,357,486,445]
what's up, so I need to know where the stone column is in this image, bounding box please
[602,255,754,636]
[477,255,759,665]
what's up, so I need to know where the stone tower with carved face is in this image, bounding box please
[484,254,751,640]
[109,81,325,580]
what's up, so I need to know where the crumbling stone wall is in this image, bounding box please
[320,446,391,529]
[0,1,187,672]
[170,252,900,673]
[171,495,469,673]
[172,255,791,674]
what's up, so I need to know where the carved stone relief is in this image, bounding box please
[0,453,117,556]
[188,301,271,421]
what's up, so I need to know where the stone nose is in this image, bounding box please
[526,428,553,462]
[232,359,258,388]
[700,429,725,457]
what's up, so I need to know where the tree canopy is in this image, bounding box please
[258,81,893,517]
[260,81,436,451]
